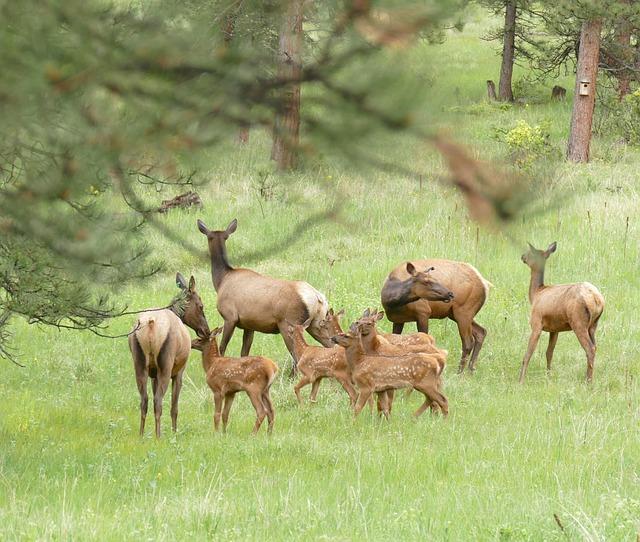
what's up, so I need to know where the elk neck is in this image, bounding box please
[210,237,233,291]
[528,265,545,304]
[201,339,220,374]
[381,278,419,308]
[291,327,308,360]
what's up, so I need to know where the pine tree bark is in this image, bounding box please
[615,0,632,100]
[271,0,303,171]
[567,19,602,163]
[498,0,516,101]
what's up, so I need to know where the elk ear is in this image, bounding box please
[302,317,313,329]
[375,311,384,321]
[406,262,417,276]
[349,322,358,334]
[225,218,238,237]
[176,272,188,290]
[188,275,196,292]
[425,266,435,274]
[328,308,334,316]
[544,241,557,257]
[527,242,535,250]
[197,219,210,236]
[362,308,371,317]
[211,326,223,337]
[336,309,345,318]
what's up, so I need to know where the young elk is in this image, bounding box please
[287,318,356,406]
[331,328,448,420]
[382,260,490,373]
[519,242,605,383]
[197,218,333,371]
[128,273,210,438]
[192,327,278,434]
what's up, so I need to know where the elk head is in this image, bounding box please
[176,273,210,338]
[197,218,237,254]
[521,241,557,270]
[316,308,345,341]
[406,263,454,303]
[356,308,384,336]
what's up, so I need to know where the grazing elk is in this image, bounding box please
[128,273,210,438]
[192,327,279,434]
[382,260,490,373]
[287,319,356,405]
[519,242,605,383]
[331,327,448,420]
[197,218,332,369]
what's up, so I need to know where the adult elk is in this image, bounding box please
[519,242,605,383]
[197,218,332,369]
[128,273,210,437]
[381,260,490,373]
[192,327,278,434]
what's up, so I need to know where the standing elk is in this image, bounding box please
[286,318,356,406]
[128,273,210,438]
[192,327,279,434]
[331,327,448,420]
[197,218,333,370]
[381,260,490,373]
[519,242,605,383]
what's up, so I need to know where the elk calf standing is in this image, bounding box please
[519,242,605,383]
[192,328,278,434]
[287,319,356,405]
[331,328,448,420]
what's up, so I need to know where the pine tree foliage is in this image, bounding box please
[0,0,470,360]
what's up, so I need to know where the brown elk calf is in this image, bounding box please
[128,273,210,438]
[519,242,605,383]
[382,260,490,373]
[331,328,448,420]
[287,319,356,405]
[197,218,333,372]
[192,328,279,434]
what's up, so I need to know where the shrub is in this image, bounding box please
[495,119,554,169]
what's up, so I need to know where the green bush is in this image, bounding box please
[495,119,554,169]
[596,89,640,145]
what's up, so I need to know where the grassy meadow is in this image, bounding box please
[2,12,640,542]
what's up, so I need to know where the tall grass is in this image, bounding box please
[2,13,640,542]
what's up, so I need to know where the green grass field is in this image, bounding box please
[2,13,640,542]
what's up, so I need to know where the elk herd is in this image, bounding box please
[129,219,605,437]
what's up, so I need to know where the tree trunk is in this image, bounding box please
[615,0,632,100]
[487,80,497,100]
[498,1,516,102]
[221,13,251,144]
[271,0,303,171]
[567,19,602,163]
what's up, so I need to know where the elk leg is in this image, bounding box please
[261,391,275,434]
[574,328,596,382]
[546,332,559,371]
[376,392,389,420]
[213,391,223,432]
[414,383,448,417]
[309,378,322,402]
[519,326,542,384]
[294,375,311,405]
[221,392,235,432]
[170,369,184,433]
[416,319,429,334]
[469,321,487,371]
[248,390,267,434]
[455,318,475,374]
[131,336,148,436]
[336,374,357,406]
[277,322,299,377]
[240,329,254,357]
[219,319,237,356]
[589,315,601,346]
[392,323,404,335]
[354,389,372,418]
[153,372,170,438]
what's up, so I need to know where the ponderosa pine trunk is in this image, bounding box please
[567,19,602,163]
[222,13,250,144]
[271,0,303,171]
[498,0,516,101]
[615,0,632,100]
